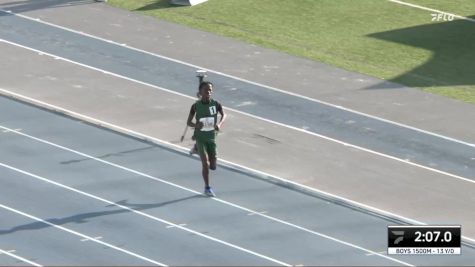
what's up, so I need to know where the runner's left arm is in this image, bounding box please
[215,102,226,131]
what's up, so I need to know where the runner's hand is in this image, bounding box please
[196,122,204,130]
[214,124,220,131]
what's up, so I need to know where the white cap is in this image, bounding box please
[196,69,207,77]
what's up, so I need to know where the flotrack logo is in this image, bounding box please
[431,13,455,21]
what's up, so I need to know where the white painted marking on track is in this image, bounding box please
[0,124,414,266]
[366,251,386,256]
[1,8,473,149]
[0,202,167,266]
[0,248,41,267]
[236,101,255,107]
[0,163,291,266]
[389,0,475,23]
[0,41,472,186]
[43,76,57,81]
[80,236,103,242]
[247,211,268,216]
[166,224,187,229]
[2,128,22,133]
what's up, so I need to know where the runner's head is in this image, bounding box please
[199,81,213,101]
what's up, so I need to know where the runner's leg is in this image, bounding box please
[208,140,217,170]
[209,157,216,170]
[197,141,210,187]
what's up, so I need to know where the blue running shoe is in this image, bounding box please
[204,186,216,197]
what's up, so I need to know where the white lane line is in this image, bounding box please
[247,211,268,216]
[0,41,473,185]
[1,8,473,149]
[0,125,412,266]
[81,236,103,242]
[166,224,187,229]
[0,248,41,266]
[2,128,21,133]
[0,206,166,266]
[389,0,475,23]
[366,250,386,256]
[0,162,291,267]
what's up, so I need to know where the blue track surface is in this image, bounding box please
[0,95,474,265]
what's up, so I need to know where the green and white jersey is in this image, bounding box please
[194,99,221,141]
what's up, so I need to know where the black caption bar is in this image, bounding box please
[388,225,461,248]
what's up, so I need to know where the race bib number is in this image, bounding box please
[199,117,215,131]
[209,106,217,115]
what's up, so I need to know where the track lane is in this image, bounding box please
[0,10,473,180]
[1,91,474,265]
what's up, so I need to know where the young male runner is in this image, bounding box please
[186,81,226,197]
[189,70,207,155]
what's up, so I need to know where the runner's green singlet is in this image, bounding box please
[194,99,219,141]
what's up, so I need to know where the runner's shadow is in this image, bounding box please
[0,195,201,235]
[0,0,102,14]
[60,146,155,164]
